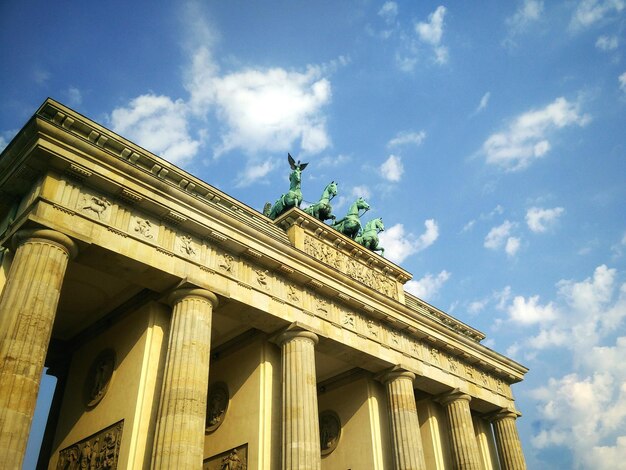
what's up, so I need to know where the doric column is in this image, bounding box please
[382,370,427,470]
[0,229,77,469]
[438,390,482,470]
[277,329,321,470]
[152,287,218,469]
[491,409,526,470]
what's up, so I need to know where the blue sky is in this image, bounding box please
[2,1,626,468]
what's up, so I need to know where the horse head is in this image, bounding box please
[355,197,370,212]
[326,181,338,199]
[373,217,384,232]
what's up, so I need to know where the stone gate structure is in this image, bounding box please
[0,99,528,469]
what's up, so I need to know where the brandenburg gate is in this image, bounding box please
[0,99,527,469]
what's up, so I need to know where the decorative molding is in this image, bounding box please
[66,163,92,180]
[119,188,143,204]
[162,210,187,225]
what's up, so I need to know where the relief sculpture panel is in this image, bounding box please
[77,191,112,223]
[303,235,398,300]
[56,420,123,470]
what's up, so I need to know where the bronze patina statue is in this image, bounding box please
[332,197,369,240]
[355,217,385,257]
[303,181,337,223]
[264,153,308,220]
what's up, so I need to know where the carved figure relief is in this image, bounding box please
[479,370,489,386]
[203,444,247,470]
[179,235,197,256]
[366,319,378,337]
[219,253,234,273]
[319,410,341,455]
[85,349,115,408]
[430,347,441,365]
[134,219,154,239]
[81,195,111,220]
[410,340,422,358]
[314,297,329,317]
[390,330,400,346]
[206,382,229,433]
[56,420,123,470]
[448,356,459,373]
[287,285,300,303]
[255,269,270,290]
[303,235,398,300]
[342,311,355,329]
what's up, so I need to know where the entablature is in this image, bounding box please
[0,98,528,390]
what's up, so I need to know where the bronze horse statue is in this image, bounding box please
[264,154,308,220]
[304,181,338,223]
[355,218,385,256]
[332,197,370,239]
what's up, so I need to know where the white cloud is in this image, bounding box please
[531,369,626,469]
[380,220,439,264]
[596,34,619,50]
[620,71,626,92]
[484,220,515,249]
[505,264,626,466]
[506,0,544,34]
[378,1,398,24]
[110,94,202,165]
[109,19,336,173]
[508,294,559,324]
[481,97,590,171]
[380,154,404,182]
[0,136,7,153]
[526,206,565,232]
[235,160,275,187]
[505,236,521,256]
[570,0,625,30]
[405,270,451,300]
[317,153,351,168]
[475,92,491,114]
[65,87,83,107]
[388,130,426,147]
[205,66,332,157]
[415,6,449,64]
[350,185,371,200]
[468,299,488,314]
[33,68,50,85]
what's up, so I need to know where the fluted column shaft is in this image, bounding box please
[152,288,218,469]
[0,229,77,469]
[383,370,427,470]
[278,330,321,470]
[492,411,526,470]
[439,391,482,470]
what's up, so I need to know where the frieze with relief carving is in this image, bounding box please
[303,235,398,300]
[78,192,112,222]
[56,420,123,469]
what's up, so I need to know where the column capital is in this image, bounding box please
[167,287,218,308]
[12,228,78,259]
[488,407,522,422]
[436,388,472,407]
[379,367,416,385]
[276,328,319,347]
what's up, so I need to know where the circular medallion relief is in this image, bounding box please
[84,349,116,408]
[319,410,341,455]
[206,382,229,433]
